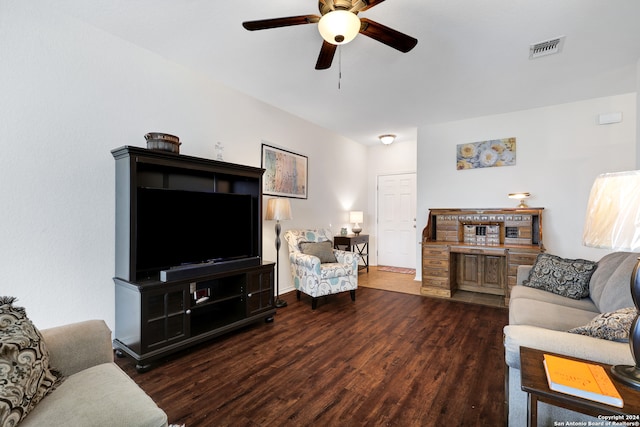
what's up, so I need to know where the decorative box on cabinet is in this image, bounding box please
[421,208,545,305]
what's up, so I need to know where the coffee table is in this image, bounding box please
[519,346,640,427]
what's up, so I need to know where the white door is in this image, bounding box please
[377,173,417,268]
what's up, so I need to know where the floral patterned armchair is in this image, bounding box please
[283,229,359,309]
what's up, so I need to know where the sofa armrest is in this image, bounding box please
[504,324,633,370]
[516,265,532,286]
[41,319,114,377]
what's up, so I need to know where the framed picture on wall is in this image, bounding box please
[456,137,516,170]
[261,143,308,199]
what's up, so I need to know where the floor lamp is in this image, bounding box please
[583,170,640,389]
[265,197,292,308]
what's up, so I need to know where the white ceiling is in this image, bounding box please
[53,0,640,145]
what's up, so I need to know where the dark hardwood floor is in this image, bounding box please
[116,271,508,426]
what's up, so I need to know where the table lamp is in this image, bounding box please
[265,197,292,308]
[350,211,363,235]
[508,192,531,208]
[583,170,640,389]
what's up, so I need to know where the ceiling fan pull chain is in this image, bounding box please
[338,45,342,90]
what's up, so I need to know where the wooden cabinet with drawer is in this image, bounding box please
[434,215,460,242]
[421,207,545,305]
[454,246,507,295]
[421,244,456,297]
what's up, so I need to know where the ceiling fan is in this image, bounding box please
[242,0,418,70]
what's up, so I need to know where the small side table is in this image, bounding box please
[519,346,640,427]
[334,234,369,273]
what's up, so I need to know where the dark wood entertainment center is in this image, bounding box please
[112,146,276,372]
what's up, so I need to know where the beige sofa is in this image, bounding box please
[21,320,168,427]
[503,252,637,426]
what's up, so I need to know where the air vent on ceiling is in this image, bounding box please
[529,36,565,59]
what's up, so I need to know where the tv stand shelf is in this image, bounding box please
[112,146,275,371]
[113,261,275,372]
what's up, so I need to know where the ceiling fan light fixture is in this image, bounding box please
[318,10,361,45]
[379,134,396,145]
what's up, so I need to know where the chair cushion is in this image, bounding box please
[320,263,354,279]
[523,253,597,299]
[300,241,337,263]
[0,297,64,427]
[510,285,600,313]
[509,297,598,331]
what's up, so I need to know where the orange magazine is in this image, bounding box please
[543,353,623,408]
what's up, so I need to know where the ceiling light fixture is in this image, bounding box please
[379,134,396,145]
[318,10,361,45]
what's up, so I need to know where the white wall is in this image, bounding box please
[366,137,418,267]
[0,2,366,330]
[416,93,637,270]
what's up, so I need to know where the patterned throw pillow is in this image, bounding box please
[299,241,338,263]
[569,307,636,342]
[0,297,64,427]
[523,253,597,299]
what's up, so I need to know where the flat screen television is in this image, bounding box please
[136,187,259,278]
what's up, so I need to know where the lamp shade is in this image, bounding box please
[583,170,640,250]
[318,10,361,45]
[265,198,292,221]
[508,192,531,200]
[349,211,364,224]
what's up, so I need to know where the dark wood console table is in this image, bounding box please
[334,234,369,272]
[520,346,640,427]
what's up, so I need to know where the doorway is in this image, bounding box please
[377,173,417,269]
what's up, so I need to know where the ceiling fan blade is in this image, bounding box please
[242,15,320,31]
[359,0,387,11]
[315,41,337,70]
[359,18,418,53]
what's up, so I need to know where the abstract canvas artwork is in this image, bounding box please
[261,143,308,199]
[456,137,516,170]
